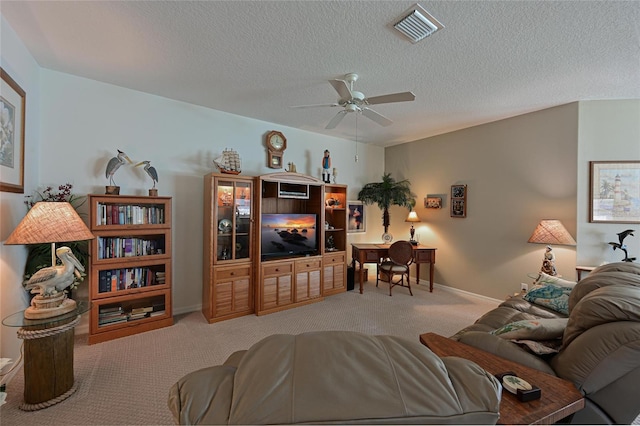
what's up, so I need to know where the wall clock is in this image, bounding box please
[266,130,287,169]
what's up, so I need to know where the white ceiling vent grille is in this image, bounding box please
[393,4,444,43]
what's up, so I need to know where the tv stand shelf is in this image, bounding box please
[254,173,347,315]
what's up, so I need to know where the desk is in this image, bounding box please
[351,243,436,294]
[2,300,90,411]
[420,333,584,425]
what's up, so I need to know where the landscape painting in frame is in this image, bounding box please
[348,201,365,233]
[590,161,640,223]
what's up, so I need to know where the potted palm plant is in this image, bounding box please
[358,173,416,242]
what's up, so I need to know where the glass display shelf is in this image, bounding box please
[2,300,90,328]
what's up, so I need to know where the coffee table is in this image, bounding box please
[420,333,584,425]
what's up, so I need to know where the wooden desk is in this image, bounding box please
[420,333,584,425]
[351,243,436,294]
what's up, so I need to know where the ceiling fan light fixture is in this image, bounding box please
[393,4,444,43]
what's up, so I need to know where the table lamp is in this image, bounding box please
[4,201,95,319]
[405,211,421,245]
[527,219,576,276]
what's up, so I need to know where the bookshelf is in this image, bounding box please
[202,174,254,322]
[88,194,173,344]
[323,184,347,295]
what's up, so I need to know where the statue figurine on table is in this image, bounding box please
[322,150,331,183]
[541,245,557,276]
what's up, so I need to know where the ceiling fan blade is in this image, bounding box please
[325,110,348,129]
[361,107,393,127]
[329,79,352,100]
[365,91,416,105]
[290,102,340,109]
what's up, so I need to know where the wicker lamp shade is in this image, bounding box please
[528,220,576,246]
[5,201,94,245]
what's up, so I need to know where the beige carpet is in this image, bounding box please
[0,281,529,424]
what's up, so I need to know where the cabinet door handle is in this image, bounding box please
[230,272,234,276]
[275,268,279,272]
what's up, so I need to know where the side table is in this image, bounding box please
[420,332,584,425]
[575,265,596,280]
[2,300,90,411]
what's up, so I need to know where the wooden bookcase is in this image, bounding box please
[202,173,255,323]
[88,194,173,344]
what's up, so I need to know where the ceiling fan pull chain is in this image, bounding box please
[355,114,359,163]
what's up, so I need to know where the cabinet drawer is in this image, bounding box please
[295,258,322,272]
[263,262,293,276]
[324,252,345,264]
[215,265,251,280]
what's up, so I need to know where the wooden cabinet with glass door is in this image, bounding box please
[203,173,254,323]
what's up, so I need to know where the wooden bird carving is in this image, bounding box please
[25,247,85,296]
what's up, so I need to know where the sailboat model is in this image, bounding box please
[214,149,241,175]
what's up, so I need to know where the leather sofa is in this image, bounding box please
[168,330,502,424]
[451,262,640,424]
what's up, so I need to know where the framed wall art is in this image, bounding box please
[425,196,442,209]
[450,184,467,218]
[347,201,365,233]
[0,67,26,193]
[589,161,640,223]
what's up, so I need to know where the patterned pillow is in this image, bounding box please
[533,272,577,289]
[491,318,568,340]
[524,283,573,315]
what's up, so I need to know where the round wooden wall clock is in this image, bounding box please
[266,130,286,169]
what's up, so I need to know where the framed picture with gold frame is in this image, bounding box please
[450,184,467,218]
[0,67,26,193]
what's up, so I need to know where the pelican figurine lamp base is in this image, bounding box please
[24,294,77,320]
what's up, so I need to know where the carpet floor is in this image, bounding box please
[0,280,528,424]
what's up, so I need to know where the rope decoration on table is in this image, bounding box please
[17,315,81,340]
[19,382,78,411]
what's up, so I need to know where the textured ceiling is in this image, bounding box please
[2,1,639,146]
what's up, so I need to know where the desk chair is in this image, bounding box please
[377,240,414,296]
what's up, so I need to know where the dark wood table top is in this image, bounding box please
[420,332,584,425]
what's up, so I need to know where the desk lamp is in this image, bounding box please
[4,201,95,319]
[528,219,576,276]
[405,211,421,245]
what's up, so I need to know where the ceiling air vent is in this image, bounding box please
[393,4,444,43]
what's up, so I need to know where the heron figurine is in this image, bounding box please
[25,246,85,297]
[136,160,158,188]
[106,149,133,186]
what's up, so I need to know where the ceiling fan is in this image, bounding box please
[291,73,415,129]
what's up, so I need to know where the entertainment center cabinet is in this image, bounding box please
[203,172,347,322]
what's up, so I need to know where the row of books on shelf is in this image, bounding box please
[98,268,166,293]
[98,301,166,326]
[96,203,165,226]
[98,237,164,259]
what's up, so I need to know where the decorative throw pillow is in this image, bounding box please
[524,282,573,315]
[532,272,577,289]
[491,318,568,340]
[513,339,562,355]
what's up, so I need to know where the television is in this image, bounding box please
[261,213,318,260]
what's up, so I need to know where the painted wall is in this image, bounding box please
[37,69,385,318]
[576,100,640,265]
[0,17,41,371]
[385,104,579,300]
